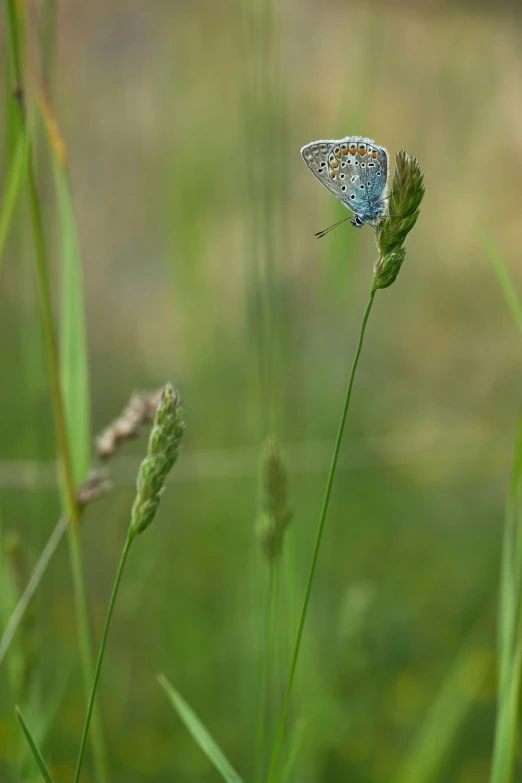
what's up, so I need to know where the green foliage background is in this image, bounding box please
[1,1,522,782]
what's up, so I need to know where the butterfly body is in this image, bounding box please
[301,136,388,228]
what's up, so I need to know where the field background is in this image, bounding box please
[2,1,522,782]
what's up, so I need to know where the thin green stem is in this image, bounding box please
[0,514,68,667]
[4,3,108,779]
[267,288,376,783]
[74,534,134,783]
[256,562,277,783]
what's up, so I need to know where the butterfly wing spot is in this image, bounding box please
[330,160,339,169]
[329,171,335,179]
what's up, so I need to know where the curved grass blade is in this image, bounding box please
[15,706,56,783]
[157,673,244,783]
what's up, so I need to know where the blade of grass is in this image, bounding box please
[479,224,522,782]
[39,86,91,485]
[0,127,31,273]
[0,515,68,667]
[480,224,522,335]
[490,413,522,783]
[4,4,108,781]
[158,673,245,783]
[57,164,91,484]
[15,706,56,783]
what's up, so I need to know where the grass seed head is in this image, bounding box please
[373,150,425,291]
[256,437,293,562]
[129,383,185,539]
[96,389,163,460]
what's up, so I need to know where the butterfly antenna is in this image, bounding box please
[315,215,352,239]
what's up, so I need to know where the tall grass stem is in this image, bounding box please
[256,563,277,783]
[4,2,108,777]
[267,289,376,782]
[73,534,133,783]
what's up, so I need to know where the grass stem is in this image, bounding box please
[256,562,277,783]
[267,288,376,782]
[74,534,133,783]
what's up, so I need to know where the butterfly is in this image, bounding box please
[300,136,389,237]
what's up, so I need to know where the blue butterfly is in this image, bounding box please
[301,136,388,237]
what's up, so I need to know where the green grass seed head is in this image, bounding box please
[129,383,185,539]
[256,437,293,562]
[373,150,425,291]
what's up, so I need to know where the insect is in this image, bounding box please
[300,136,389,237]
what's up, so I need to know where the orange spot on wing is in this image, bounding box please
[329,170,335,178]
[335,149,341,158]
[358,145,366,155]
[330,160,339,169]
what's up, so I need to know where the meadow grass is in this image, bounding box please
[481,232,522,783]
[1,3,522,783]
[3,1,106,777]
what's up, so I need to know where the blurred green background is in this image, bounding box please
[1,0,522,781]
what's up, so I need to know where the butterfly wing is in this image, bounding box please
[362,142,388,208]
[301,136,388,221]
[301,139,359,215]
